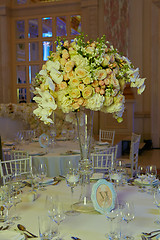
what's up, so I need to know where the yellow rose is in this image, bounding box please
[69,88,81,99]
[68,78,80,87]
[62,49,69,59]
[102,54,110,67]
[60,58,67,66]
[83,76,92,84]
[95,69,107,80]
[65,61,75,73]
[77,97,84,105]
[92,80,99,88]
[75,67,88,78]
[58,81,67,90]
[78,83,85,91]
[104,96,114,106]
[72,102,80,110]
[67,71,75,79]
[82,86,93,99]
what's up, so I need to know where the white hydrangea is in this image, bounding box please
[86,93,105,111]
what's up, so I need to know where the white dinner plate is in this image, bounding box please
[29,151,46,156]
[4,141,15,146]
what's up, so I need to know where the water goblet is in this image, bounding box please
[38,215,58,240]
[30,166,40,191]
[121,201,135,239]
[153,187,160,224]
[102,196,121,240]
[146,165,157,194]
[1,185,14,226]
[53,201,66,239]
[137,166,147,192]
[11,176,22,221]
[38,163,47,191]
[65,168,79,216]
[46,195,57,222]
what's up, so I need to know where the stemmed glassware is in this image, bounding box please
[146,165,157,194]
[11,173,22,221]
[46,195,65,239]
[102,196,121,240]
[30,166,40,191]
[153,187,160,224]
[53,201,66,239]
[137,166,147,192]
[65,166,79,216]
[38,163,47,191]
[1,185,14,226]
[121,201,135,239]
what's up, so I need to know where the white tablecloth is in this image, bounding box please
[7,181,160,240]
[16,140,81,177]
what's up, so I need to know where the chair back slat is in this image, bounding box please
[99,129,115,146]
[91,152,114,173]
[0,157,32,185]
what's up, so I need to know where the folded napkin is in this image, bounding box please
[0,230,25,240]
[134,178,150,185]
[90,173,104,180]
[152,179,160,187]
[39,178,55,185]
[22,191,39,202]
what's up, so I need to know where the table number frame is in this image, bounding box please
[91,179,116,214]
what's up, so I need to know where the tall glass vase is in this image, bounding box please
[73,109,95,212]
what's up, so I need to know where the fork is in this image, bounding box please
[142,229,160,236]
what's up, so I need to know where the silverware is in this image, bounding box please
[142,229,160,236]
[141,236,146,240]
[71,237,81,240]
[147,232,160,239]
[0,226,9,231]
[17,224,38,238]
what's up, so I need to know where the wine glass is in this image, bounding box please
[137,166,147,192]
[46,196,65,239]
[146,165,157,194]
[153,187,160,224]
[30,166,40,191]
[11,173,22,221]
[53,201,66,239]
[102,196,121,240]
[1,185,14,226]
[38,163,47,191]
[46,195,57,221]
[121,201,135,239]
[65,167,79,216]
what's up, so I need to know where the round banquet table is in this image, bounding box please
[14,140,81,178]
[5,180,160,240]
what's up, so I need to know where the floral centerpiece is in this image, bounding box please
[31,33,146,212]
[31,33,145,124]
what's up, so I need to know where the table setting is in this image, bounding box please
[1,174,160,240]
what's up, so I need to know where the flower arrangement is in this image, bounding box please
[0,103,74,137]
[31,33,145,124]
